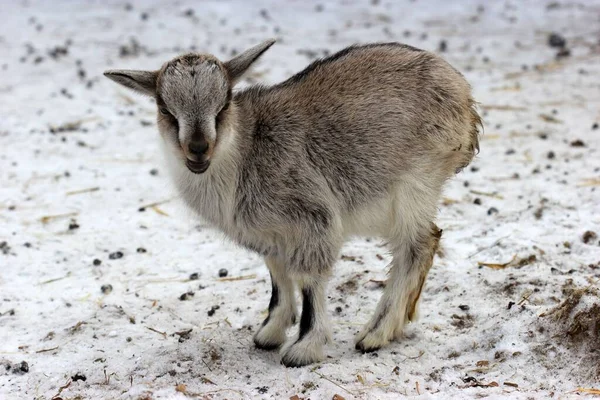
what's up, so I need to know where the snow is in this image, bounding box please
[1,0,599,399]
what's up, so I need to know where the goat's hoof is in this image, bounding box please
[354,328,391,353]
[355,340,381,353]
[253,325,286,351]
[280,338,324,367]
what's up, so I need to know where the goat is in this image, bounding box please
[104,39,481,367]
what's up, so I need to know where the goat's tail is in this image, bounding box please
[455,98,483,174]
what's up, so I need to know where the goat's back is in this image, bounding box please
[235,43,481,213]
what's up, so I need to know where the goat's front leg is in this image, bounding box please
[254,256,297,350]
[280,274,332,367]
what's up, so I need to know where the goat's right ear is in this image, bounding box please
[103,69,158,97]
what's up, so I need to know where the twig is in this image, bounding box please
[38,272,71,285]
[138,197,175,211]
[36,346,59,353]
[146,327,167,338]
[218,274,256,282]
[312,368,355,396]
[469,190,504,199]
[51,379,72,399]
[40,212,79,224]
[482,105,528,111]
[66,187,100,196]
[468,235,510,259]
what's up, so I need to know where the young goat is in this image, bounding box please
[104,40,481,367]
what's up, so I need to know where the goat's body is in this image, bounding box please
[142,42,481,366]
[166,43,479,266]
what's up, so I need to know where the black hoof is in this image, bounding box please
[254,339,281,351]
[355,341,380,353]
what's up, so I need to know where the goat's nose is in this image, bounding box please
[188,140,209,157]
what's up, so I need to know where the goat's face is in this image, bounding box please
[156,54,231,174]
[104,39,275,175]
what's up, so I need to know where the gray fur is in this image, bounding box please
[104,40,482,367]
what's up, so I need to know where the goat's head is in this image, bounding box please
[104,39,275,174]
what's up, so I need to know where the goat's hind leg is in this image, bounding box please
[254,256,297,350]
[355,222,442,352]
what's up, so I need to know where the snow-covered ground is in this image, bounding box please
[1,0,599,399]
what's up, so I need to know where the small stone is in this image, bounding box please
[101,284,113,294]
[487,207,499,215]
[335,306,343,314]
[547,151,555,159]
[93,259,102,266]
[459,305,470,311]
[473,198,482,205]
[218,268,228,278]
[68,221,80,230]
[109,251,123,260]
[189,272,199,280]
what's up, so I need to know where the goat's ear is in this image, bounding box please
[103,69,158,97]
[225,39,275,84]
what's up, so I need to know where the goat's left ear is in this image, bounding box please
[103,69,158,97]
[225,39,275,84]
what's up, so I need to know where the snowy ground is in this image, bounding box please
[1,0,599,399]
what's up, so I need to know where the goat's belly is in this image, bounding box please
[341,194,395,238]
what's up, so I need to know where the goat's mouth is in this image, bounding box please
[185,159,210,174]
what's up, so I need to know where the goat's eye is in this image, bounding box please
[216,102,229,126]
[159,107,170,116]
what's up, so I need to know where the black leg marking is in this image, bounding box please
[297,288,314,342]
[262,274,279,327]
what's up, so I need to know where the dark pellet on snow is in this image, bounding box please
[72,373,87,382]
[149,168,159,176]
[101,284,113,294]
[189,272,199,280]
[592,122,599,130]
[198,284,206,290]
[257,386,269,394]
[218,268,228,277]
[335,306,343,314]
[487,207,499,215]
[473,198,482,205]
[438,40,447,52]
[582,230,598,244]
[459,305,470,311]
[547,151,555,159]
[68,222,80,230]
[507,301,515,310]
[136,247,146,253]
[570,139,585,147]
[19,361,29,373]
[548,33,566,48]
[140,12,148,20]
[207,305,219,316]
[179,291,194,301]
[93,258,101,266]
[109,251,123,260]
